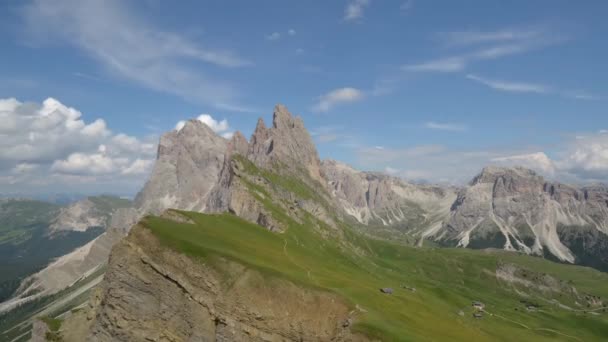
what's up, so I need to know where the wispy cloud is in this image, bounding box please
[344,0,370,21]
[265,32,281,41]
[425,122,468,131]
[466,74,549,93]
[312,87,364,112]
[403,26,564,73]
[437,28,545,47]
[265,29,296,41]
[467,74,598,100]
[400,0,414,12]
[402,57,466,72]
[22,0,252,110]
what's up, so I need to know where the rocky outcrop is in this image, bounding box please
[50,196,131,233]
[248,104,324,186]
[82,224,366,342]
[50,198,105,232]
[135,119,228,215]
[436,166,608,268]
[321,159,456,240]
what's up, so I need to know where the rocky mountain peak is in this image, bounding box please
[248,104,323,185]
[135,118,227,215]
[272,104,304,130]
[471,165,541,186]
[227,131,249,157]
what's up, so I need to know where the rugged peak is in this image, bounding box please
[135,118,228,215]
[248,105,324,185]
[227,131,249,157]
[178,119,218,138]
[471,165,540,185]
[158,119,221,159]
[254,117,267,132]
[272,104,304,130]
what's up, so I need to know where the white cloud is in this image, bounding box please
[557,133,608,179]
[467,74,596,100]
[265,32,281,41]
[402,57,466,72]
[266,29,297,41]
[52,152,117,175]
[12,163,39,174]
[492,152,556,175]
[312,87,364,112]
[0,97,156,194]
[466,74,549,94]
[23,0,251,110]
[437,28,544,47]
[354,131,608,185]
[403,26,563,73]
[425,122,468,131]
[175,113,233,138]
[344,0,370,21]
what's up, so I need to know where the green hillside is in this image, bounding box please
[144,210,608,341]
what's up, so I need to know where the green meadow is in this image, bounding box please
[144,209,608,341]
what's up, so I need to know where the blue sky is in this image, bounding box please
[0,0,607,195]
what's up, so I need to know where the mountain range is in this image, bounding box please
[3,105,608,341]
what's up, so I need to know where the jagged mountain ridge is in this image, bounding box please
[14,105,608,307]
[12,103,608,341]
[438,166,608,267]
[325,161,608,269]
[7,104,608,340]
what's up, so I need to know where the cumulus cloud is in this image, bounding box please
[22,0,252,110]
[0,97,156,194]
[344,0,370,21]
[175,113,233,138]
[556,133,608,180]
[492,152,556,175]
[354,130,608,185]
[51,152,118,175]
[312,87,364,112]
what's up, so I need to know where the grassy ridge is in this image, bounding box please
[144,211,608,341]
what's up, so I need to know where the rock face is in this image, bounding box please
[50,198,105,232]
[81,224,365,342]
[49,196,130,233]
[436,166,608,268]
[321,159,456,241]
[324,162,608,270]
[135,119,228,214]
[248,104,324,186]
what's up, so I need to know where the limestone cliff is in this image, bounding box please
[437,166,608,268]
[321,159,456,241]
[71,222,367,342]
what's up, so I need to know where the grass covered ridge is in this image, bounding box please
[143,210,608,341]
